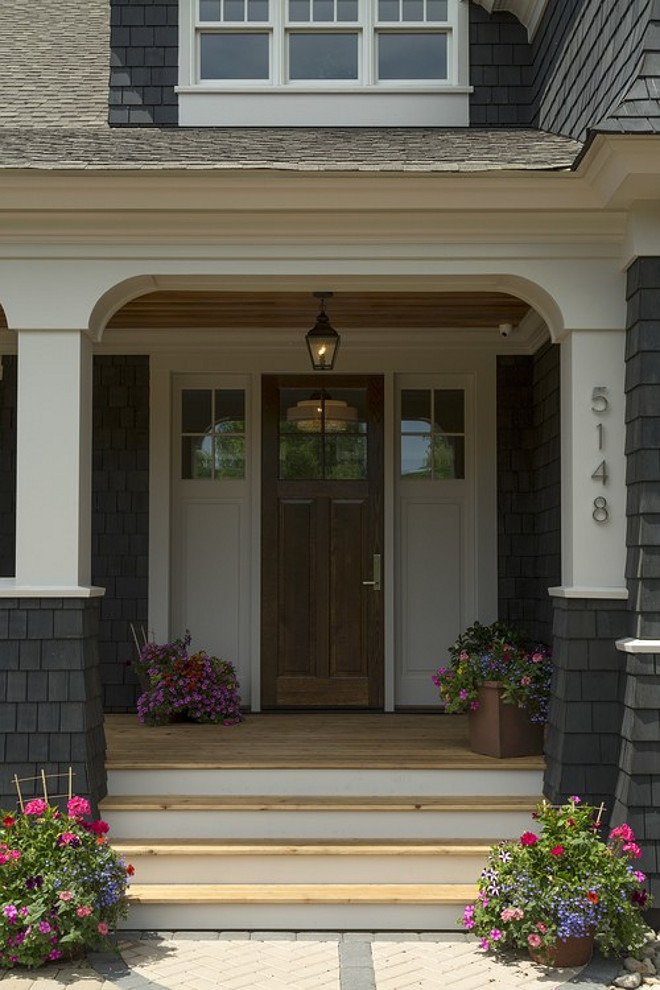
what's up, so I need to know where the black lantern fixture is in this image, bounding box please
[305,292,340,371]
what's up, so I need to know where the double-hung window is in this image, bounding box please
[178,0,470,125]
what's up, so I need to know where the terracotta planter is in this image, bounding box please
[529,933,595,968]
[468,681,544,758]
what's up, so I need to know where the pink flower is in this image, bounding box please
[24,799,47,816]
[623,842,642,859]
[58,891,73,902]
[520,676,531,686]
[9,849,20,860]
[531,653,544,664]
[38,921,52,934]
[536,922,547,934]
[610,824,635,842]
[478,937,490,951]
[550,845,564,857]
[569,795,581,804]
[67,796,91,818]
[97,921,109,936]
[470,700,480,711]
[57,831,79,847]
[459,689,469,701]
[501,907,524,922]
[76,906,92,918]
[489,929,502,941]
[48,949,61,961]
[520,832,538,846]
[633,871,646,883]
[527,933,542,948]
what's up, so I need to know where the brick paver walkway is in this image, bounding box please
[0,933,620,990]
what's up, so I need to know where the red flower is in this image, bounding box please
[550,846,564,857]
[2,816,15,828]
[520,832,539,846]
[587,891,599,903]
[126,864,135,876]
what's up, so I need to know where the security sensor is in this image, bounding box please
[499,323,513,338]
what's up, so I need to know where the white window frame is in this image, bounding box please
[178,0,471,126]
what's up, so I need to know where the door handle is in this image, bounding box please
[362,554,381,591]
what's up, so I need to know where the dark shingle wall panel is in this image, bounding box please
[530,0,651,141]
[496,343,560,645]
[469,6,534,126]
[0,356,16,578]
[109,0,179,126]
[92,356,149,711]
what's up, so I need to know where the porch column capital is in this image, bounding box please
[15,328,94,588]
[556,328,627,595]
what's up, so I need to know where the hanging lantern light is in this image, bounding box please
[305,292,340,371]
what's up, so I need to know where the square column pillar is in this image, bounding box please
[15,329,92,588]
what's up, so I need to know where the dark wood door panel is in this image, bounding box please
[262,374,384,709]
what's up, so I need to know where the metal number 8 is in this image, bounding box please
[593,497,608,523]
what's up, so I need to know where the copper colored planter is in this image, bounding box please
[529,933,595,968]
[468,681,544,758]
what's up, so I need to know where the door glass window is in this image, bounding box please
[279,388,367,480]
[181,388,246,479]
[400,387,464,479]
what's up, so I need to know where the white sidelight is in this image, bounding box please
[15,329,93,589]
[551,328,627,598]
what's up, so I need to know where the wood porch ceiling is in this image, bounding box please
[104,713,544,770]
[106,291,531,331]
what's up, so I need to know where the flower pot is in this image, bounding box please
[529,933,594,968]
[468,681,544,758]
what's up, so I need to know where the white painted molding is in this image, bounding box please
[548,586,629,600]
[470,0,549,39]
[0,580,105,598]
[616,638,660,654]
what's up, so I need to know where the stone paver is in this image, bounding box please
[0,932,621,990]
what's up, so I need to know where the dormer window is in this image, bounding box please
[178,0,470,125]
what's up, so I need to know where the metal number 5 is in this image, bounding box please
[591,387,609,414]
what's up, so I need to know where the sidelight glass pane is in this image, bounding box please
[214,389,245,432]
[433,435,464,479]
[200,0,222,19]
[215,437,246,478]
[182,389,212,434]
[289,32,358,79]
[279,435,323,479]
[200,32,270,78]
[401,435,431,479]
[378,31,447,79]
[434,389,464,434]
[401,389,431,433]
[182,436,213,479]
[324,435,367,479]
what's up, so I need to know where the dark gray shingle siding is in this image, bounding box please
[469,6,534,126]
[109,0,179,126]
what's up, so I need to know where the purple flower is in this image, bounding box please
[3,905,17,923]
[38,921,52,935]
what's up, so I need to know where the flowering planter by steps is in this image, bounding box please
[529,933,595,968]
[468,681,544,758]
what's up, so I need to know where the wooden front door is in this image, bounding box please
[262,375,384,708]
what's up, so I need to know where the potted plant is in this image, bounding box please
[462,797,651,967]
[0,794,130,968]
[131,632,243,727]
[431,620,552,757]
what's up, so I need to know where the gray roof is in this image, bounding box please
[593,1,660,134]
[0,127,581,172]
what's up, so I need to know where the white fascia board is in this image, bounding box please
[0,579,105,598]
[549,586,629,600]
[616,638,660,654]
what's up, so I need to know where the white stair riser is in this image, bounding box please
[122,902,465,931]
[105,809,533,840]
[107,768,543,798]
[119,853,488,885]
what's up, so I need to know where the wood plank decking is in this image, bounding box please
[104,712,545,770]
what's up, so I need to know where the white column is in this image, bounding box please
[551,328,628,598]
[15,329,93,588]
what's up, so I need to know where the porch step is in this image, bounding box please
[124,882,477,931]
[113,838,494,885]
[101,793,539,840]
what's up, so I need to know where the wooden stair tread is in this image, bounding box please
[112,838,495,856]
[101,794,539,812]
[127,883,477,905]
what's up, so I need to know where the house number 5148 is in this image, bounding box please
[591,386,609,523]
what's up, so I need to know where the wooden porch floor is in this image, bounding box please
[104,713,544,770]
